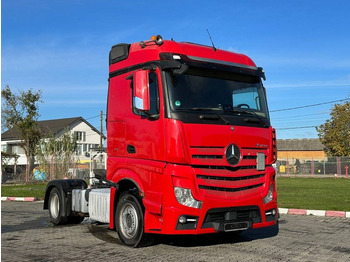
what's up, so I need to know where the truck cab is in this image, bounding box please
[107,36,277,245]
[44,35,277,247]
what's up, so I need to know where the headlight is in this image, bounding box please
[263,184,274,204]
[174,187,202,209]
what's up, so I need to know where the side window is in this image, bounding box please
[133,72,159,116]
[74,131,86,142]
[148,72,159,115]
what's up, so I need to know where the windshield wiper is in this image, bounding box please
[199,113,231,125]
[226,108,269,127]
[176,107,231,124]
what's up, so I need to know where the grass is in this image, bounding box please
[277,177,350,211]
[1,178,349,211]
[1,182,47,200]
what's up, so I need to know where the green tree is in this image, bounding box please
[1,85,43,183]
[37,131,77,180]
[316,101,350,156]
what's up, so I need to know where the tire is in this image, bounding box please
[48,187,67,225]
[115,193,154,247]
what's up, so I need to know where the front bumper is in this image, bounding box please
[144,164,278,235]
[155,198,277,235]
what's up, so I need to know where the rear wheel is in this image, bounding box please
[115,193,154,247]
[48,187,67,225]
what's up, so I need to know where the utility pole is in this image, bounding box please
[100,110,103,151]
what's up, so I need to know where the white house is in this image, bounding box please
[1,117,106,166]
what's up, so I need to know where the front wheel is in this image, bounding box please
[115,193,154,247]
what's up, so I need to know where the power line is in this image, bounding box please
[272,111,329,120]
[273,118,328,125]
[85,115,100,120]
[275,125,317,130]
[85,114,106,120]
[270,98,350,113]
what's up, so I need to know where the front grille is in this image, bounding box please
[198,183,263,192]
[243,155,257,160]
[197,174,264,181]
[192,155,223,159]
[193,154,257,160]
[190,146,267,167]
[192,165,256,171]
[191,146,268,197]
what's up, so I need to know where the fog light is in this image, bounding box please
[263,185,274,204]
[179,216,187,224]
[265,209,276,216]
[176,215,199,230]
[265,208,277,222]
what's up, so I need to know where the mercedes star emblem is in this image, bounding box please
[225,144,241,166]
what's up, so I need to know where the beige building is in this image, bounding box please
[277,138,326,162]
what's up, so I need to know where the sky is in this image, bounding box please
[1,0,350,139]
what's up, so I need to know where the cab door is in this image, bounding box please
[125,67,166,162]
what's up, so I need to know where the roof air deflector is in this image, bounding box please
[109,44,130,65]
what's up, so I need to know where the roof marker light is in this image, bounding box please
[140,35,164,48]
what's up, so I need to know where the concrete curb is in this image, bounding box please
[279,208,350,218]
[2,197,37,202]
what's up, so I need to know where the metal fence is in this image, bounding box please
[1,152,106,184]
[275,156,350,178]
[1,164,92,183]
[3,155,350,183]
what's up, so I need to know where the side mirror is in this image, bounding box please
[133,70,150,111]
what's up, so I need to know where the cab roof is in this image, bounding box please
[109,37,256,73]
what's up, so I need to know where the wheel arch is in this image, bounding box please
[110,168,146,206]
[110,177,144,230]
[43,179,88,214]
[109,166,145,230]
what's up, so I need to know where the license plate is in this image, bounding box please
[224,221,249,232]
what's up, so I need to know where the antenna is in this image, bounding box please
[206,29,217,51]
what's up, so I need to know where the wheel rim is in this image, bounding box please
[50,193,60,219]
[119,203,138,239]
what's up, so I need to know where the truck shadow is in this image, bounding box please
[156,222,279,247]
[1,217,51,234]
[88,223,123,245]
[87,221,279,247]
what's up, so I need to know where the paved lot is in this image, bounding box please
[2,201,350,262]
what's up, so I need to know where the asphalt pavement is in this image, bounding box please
[1,201,350,261]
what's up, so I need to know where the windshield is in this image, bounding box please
[165,67,270,121]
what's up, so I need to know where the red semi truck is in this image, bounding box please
[44,35,278,247]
